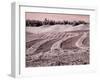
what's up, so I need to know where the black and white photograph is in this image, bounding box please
[25,12,90,67]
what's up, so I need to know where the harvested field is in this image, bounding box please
[26,24,90,67]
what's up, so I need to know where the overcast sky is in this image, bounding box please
[25,12,89,22]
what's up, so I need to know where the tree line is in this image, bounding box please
[26,18,89,27]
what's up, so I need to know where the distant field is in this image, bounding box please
[26,24,89,67]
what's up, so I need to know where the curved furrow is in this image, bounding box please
[60,34,82,50]
[26,39,53,55]
[26,34,38,42]
[26,32,45,42]
[56,32,64,39]
[46,32,54,39]
[26,39,44,49]
[82,33,89,47]
[75,32,89,49]
[52,32,58,39]
[34,39,59,54]
[51,33,80,51]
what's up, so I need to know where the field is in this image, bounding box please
[26,24,89,67]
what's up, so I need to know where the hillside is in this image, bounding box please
[26,24,89,34]
[26,24,89,67]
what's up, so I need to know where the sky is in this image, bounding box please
[25,12,89,22]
